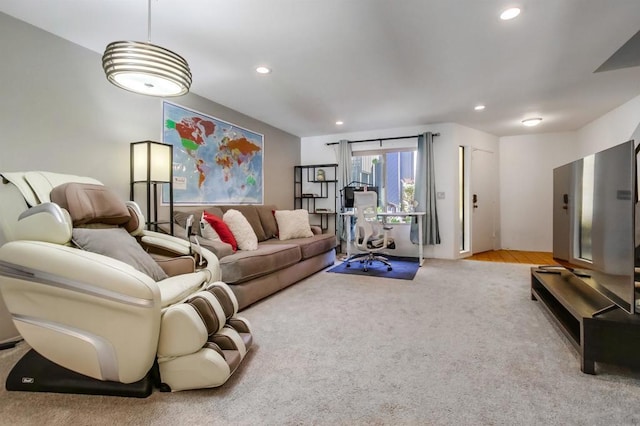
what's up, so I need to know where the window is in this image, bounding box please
[350,149,416,223]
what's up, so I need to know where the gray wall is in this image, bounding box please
[0,13,299,219]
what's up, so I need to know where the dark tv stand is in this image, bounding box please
[531,268,640,374]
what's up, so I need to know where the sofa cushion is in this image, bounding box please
[174,209,204,232]
[256,204,279,239]
[263,233,337,260]
[220,243,301,284]
[219,206,267,242]
[174,208,224,237]
[199,237,235,259]
[204,206,224,218]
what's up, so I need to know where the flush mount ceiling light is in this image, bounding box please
[500,7,521,20]
[102,0,192,97]
[335,121,344,126]
[256,66,272,74]
[474,105,486,111]
[522,117,543,127]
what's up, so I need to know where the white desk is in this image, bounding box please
[339,211,426,266]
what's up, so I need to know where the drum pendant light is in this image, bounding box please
[102,0,192,97]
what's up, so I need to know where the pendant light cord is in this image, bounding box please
[147,0,152,43]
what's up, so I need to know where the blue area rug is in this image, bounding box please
[327,256,419,280]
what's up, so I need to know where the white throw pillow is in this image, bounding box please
[223,209,258,251]
[274,209,314,240]
[200,212,221,241]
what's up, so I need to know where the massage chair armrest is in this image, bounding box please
[0,241,161,302]
[152,255,196,277]
[15,203,72,245]
[0,241,162,383]
[141,230,222,282]
[140,230,192,254]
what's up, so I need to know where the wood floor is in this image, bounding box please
[465,250,558,265]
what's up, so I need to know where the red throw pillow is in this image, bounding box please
[203,211,238,252]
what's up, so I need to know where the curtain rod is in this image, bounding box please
[325,132,440,146]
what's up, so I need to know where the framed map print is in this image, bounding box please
[162,101,264,205]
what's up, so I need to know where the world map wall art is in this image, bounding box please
[162,101,264,205]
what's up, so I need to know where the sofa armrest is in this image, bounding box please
[310,225,323,235]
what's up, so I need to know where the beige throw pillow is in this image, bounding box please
[223,209,258,251]
[274,209,314,240]
[200,212,221,241]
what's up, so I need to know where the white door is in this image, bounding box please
[471,149,496,254]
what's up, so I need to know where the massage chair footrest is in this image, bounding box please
[6,349,154,398]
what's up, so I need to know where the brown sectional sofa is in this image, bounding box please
[166,205,337,310]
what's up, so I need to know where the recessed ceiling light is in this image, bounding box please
[500,7,521,20]
[256,66,271,74]
[474,105,486,111]
[335,121,344,126]
[522,117,542,127]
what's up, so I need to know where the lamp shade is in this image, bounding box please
[102,41,192,97]
[131,141,173,182]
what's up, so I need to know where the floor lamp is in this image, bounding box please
[130,140,174,235]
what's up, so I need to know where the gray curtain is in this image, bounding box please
[410,132,441,245]
[335,139,352,242]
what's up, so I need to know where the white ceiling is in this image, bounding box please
[2,0,640,138]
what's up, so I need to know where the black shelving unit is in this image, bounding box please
[294,164,337,234]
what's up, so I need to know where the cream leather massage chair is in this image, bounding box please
[0,171,252,397]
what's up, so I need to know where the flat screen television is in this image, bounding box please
[552,140,637,314]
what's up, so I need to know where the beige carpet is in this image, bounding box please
[1,259,640,425]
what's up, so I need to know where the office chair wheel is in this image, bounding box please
[363,267,368,272]
[346,263,351,268]
[387,266,392,271]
